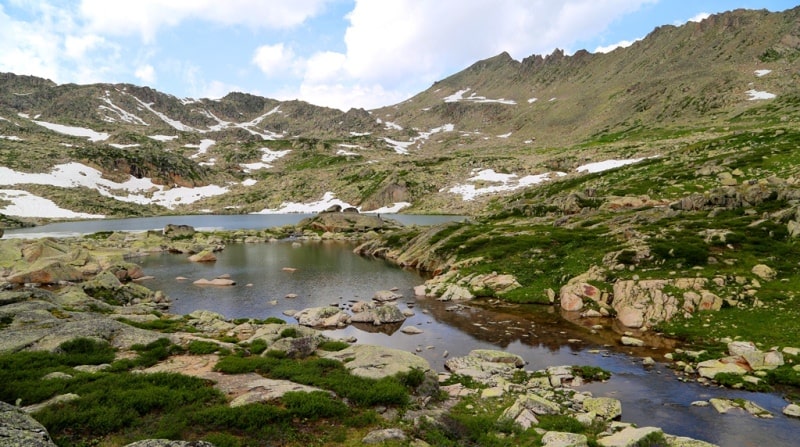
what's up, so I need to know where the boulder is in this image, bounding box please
[193,278,236,286]
[124,441,214,447]
[350,302,407,325]
[696,358,748,379]
[542,431,589,447]
[612,278,707,328]
[229,378,330,407]
[373,290,402,302]
[559,282,602,312]
[294,306,350,328]
[583,397,622,420]
[438,284,474,301]
[7,259,85,285]
[751,264,776,281]
[783,404,800,418]
[467,272,521,296]
[0,400,57,447]
[188,250,216,262]
[620,336,644,347]
[662,434,719,446]
[597,426,662,447]
[163,224,196,238]
[444,349,525,381]
[362,428,407,444]
[321,344,431,380]
[401,326,424,334]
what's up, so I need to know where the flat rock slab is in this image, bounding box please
[321,344,431,379]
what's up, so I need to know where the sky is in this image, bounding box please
[0,1,796,111]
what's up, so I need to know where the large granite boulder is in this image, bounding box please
[350,302,407,325]
[0,401,57,446]
[444,349,525,381]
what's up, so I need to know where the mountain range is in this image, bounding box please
[0,6,798,222]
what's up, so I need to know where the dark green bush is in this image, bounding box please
[317,340,350,352]
[187,340,223,355]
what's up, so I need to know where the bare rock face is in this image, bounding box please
[321,344,431,380]
[294,306,351,328]
[0,400,57,447]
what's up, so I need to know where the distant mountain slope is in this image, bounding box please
[0,6,799,222]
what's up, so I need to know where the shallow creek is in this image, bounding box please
[133,241,800,447]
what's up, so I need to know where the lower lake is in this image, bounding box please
[135,240,799,447]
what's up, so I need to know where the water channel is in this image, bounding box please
[8,215,799,446]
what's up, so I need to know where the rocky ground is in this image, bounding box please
[0,217,799,446]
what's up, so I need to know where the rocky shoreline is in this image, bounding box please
[0,220,798,446]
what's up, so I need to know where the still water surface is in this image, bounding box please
[135,240,800,447]
[3,214,464,238]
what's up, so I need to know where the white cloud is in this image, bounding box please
[135,64,156,83]
[252,43,300,77]
[79,0,331,42]
[594,38,640,54]
[686,12,711,23]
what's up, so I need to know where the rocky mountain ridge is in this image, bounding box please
[0,7,799,221]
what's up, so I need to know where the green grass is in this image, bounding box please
[214,354,410,407]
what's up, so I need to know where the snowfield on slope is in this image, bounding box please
[0,162,229,213]
[0,189,105,219]
[449,157,651,201]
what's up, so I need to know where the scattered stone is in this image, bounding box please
[362,428,407,444]
[696,358,748,379]
[401,326,424,334]
[294,306,350,328]
[542,431,589,447]
[751,264,776,281]
[620,336,644,347]
[282,267,297,273]
[691,401,709,407]
[285,293,298,299]
[783,404,800,418]
[188,250,216,262]
[597,426,662,447]
[22,393,80,414]
[192,278,235,286]
[373,290,403,302]
[583,397,622,421]
[642,357,655,367]
[124,440,215,447]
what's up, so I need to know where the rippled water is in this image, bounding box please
[136,241,800,447]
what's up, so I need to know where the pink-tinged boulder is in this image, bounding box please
[617,307,645,328]
[559,282,600,312]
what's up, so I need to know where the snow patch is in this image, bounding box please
[367,202,411,213]
[337,149,359,156]
[383,138,415,155]
[0,162,227,210]
[527,98,538,103]
[240,148,291,171]
[350,131,371,136]
[149,135,178,141]
[754,69,772,77]
[0,189,105,219]
[98,93,149,125]
[109,143,141,149]
[32,120,110,142]
[186,139,215,159]
[497,132,512,139]
[0,135,23,141]
[444,87,516,105]
[448,169,566,201]
[746,89,776,100]
[383,121,403,131]
[241,179,257,187]
[576,158,647,173]
[130,96,197,132]
[252,192,353,214]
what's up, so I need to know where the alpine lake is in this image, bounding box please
[7,214,798,447]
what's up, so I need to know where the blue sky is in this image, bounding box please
[0,1,796,111]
